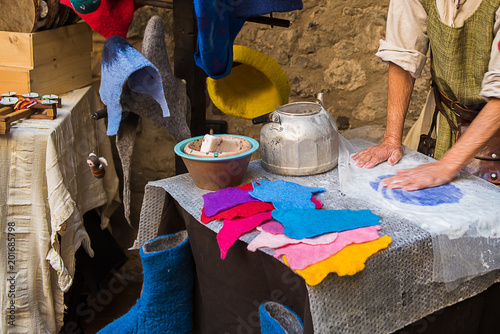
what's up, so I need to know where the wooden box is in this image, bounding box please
[0,22,92,96]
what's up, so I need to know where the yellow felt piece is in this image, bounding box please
[284,235,392,286]
[207,45,290,119]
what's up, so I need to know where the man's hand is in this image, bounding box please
[351,140,404,168]
[379,161,457,191]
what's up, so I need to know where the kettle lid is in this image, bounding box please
[275,101,322,116]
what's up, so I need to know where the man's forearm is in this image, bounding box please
[384,62,416,144]
[439,98,500,174]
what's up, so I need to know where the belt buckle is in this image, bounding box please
[449,102,463,118]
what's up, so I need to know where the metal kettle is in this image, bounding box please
[253,93,339,176]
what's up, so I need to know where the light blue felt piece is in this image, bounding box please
[369,175,463,206]
[272,208,380,239]
[100,36,170,136]
[249,180,325,210]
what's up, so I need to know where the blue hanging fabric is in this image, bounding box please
[100,36,169,136]
[233,0,303,17]
[193,0,246,79]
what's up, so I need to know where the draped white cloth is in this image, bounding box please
[0,86,120,333]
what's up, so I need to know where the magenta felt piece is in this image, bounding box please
[311,196,323,209]
[203,187,260,217]
[273,225,382,270]
[217,211,273,259]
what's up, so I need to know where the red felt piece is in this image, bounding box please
[237,182,254,191]
[61,0,139,38]
[200,201,274,224]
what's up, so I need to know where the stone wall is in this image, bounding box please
[93,0,432,231]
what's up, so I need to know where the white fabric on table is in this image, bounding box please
[0,86,120,333]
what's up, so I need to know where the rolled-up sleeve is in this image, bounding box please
[480,7,500,100]
[376,0,430,78]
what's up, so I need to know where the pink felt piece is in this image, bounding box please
[200,201,274,224]
[259,220,285,235]
[217,211,273,259]
[273,225,382,270]
[248,229,338,252]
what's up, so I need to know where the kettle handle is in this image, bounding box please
[316,92,324,108]
[252,112,273,124]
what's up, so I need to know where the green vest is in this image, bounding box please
[421,0,499,159]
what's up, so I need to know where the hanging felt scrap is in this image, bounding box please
[233,0,303,17]
[272,208,380,240]
[249,180,325,210]
[284,235,392,286]
[100,36,170,136]
[61,0,138,38]
[273,225,382,270]
[193,0,246,79]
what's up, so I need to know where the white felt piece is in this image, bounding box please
[200,134,242,153]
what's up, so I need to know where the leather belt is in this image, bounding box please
[433,84,485,123]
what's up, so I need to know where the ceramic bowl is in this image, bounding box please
[183,135,252,158]
[174,134,259,191]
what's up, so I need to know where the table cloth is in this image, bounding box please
[0,86,120,333]
[133,142,500,334]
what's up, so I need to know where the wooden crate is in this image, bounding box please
[0,22,92,96]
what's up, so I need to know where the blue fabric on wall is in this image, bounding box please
[233,0,303,17]
[193,0,246,79]
[100,36,169,136]
[272,208,381,239]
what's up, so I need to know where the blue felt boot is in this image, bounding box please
[259,301,304,334]
[97,231,194,334]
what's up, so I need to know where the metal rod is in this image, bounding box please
[135,0,173,9]
[246,16,291,28]
[91,108,108,120]
[133,0,290,28]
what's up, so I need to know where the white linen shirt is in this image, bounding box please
[376,0,500,99]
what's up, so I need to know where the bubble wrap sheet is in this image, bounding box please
[133,145,500,334]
